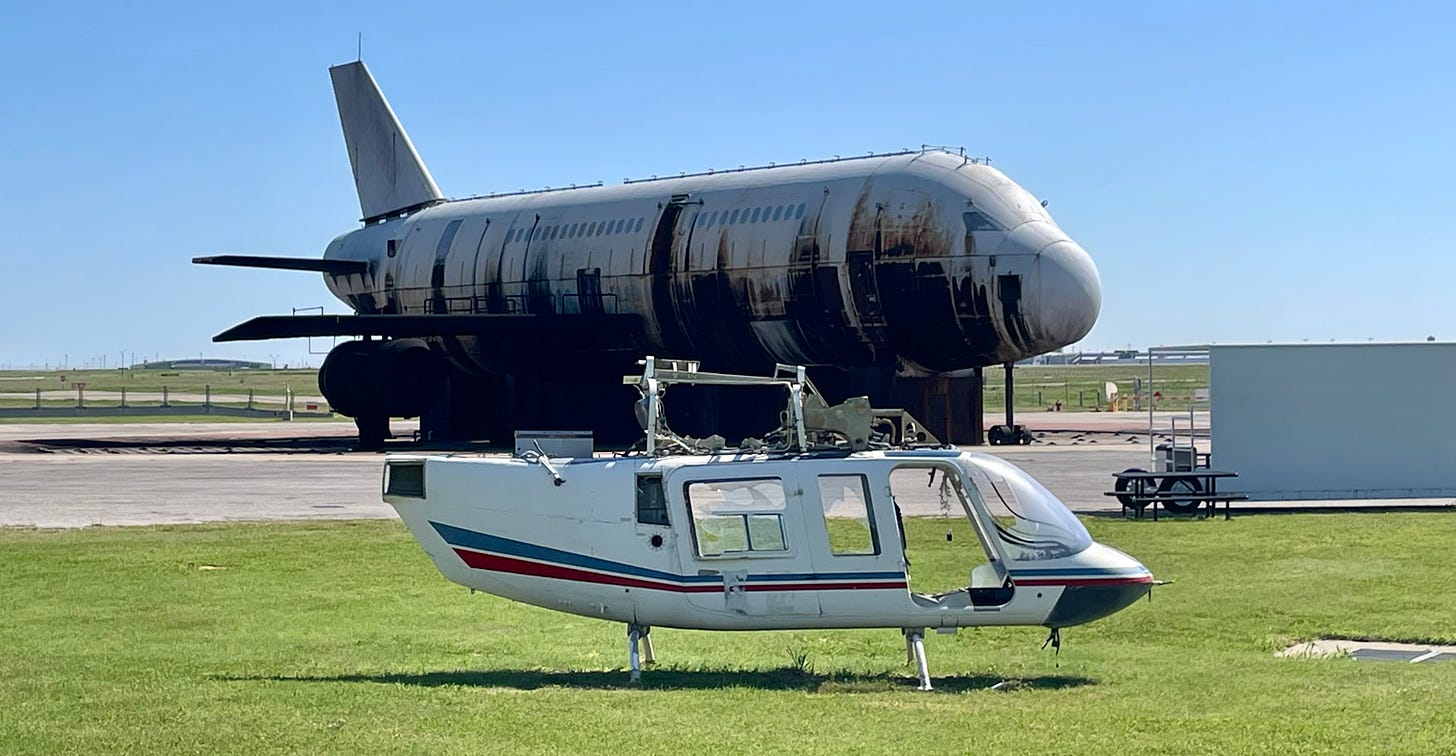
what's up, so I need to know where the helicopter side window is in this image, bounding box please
[816,474,878,555]
[635,474,670,526]
[685,478,788,557]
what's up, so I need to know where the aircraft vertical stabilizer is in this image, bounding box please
[330,61,444,222]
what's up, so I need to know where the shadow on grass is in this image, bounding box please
[220,667,1096,693]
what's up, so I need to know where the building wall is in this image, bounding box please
[1211,343,1456,500]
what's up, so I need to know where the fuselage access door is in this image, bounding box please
[667,462,821,619]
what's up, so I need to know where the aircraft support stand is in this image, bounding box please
[355,415,390,450]
[904,628,932,691]
[627,623,651,684]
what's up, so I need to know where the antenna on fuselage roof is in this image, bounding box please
[356,33,362,61]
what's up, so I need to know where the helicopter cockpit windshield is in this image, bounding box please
[961,453,1092,560]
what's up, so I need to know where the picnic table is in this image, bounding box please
[1106,469,1248,520]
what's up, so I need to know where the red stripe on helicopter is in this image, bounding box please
[452,549,906,593]
[742,581,907,592]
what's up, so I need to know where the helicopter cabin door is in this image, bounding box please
[808,470,908,619]
[669,467,820,618]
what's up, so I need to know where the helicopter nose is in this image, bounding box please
[1043,544,1152,628]
[1033,239,1101,348]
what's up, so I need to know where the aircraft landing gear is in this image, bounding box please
[987,424,1034,445]
[988,361,1033,445]
[903,628,932,691]
[627,623,653,684]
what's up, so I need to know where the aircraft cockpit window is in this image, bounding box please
[817,474,878,556]
[963,454,1091,560]
[963,210,1001,233]
[686,477,789,557]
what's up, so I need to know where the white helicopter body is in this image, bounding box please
[383,359,1151,688]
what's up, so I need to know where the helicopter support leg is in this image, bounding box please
[641,628,656,666]
[627,623,648,684]
[903,628,933,691]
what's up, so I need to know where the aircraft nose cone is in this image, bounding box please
[1034,240,1102,347]
[1042,544,1152,628]
[1046,581,1151,628]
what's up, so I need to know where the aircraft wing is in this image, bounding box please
[193,255,370,275]
[213,313,645,342]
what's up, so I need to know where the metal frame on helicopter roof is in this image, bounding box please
[625,356,941,457]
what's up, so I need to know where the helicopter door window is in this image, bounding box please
[816,474,878,555]
[685,478,788,558]
[635,474,670,526]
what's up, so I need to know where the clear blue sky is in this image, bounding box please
[2,1,1452,368]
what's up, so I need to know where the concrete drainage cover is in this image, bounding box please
[1279,639,1456,663]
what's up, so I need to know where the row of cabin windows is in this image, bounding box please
[697,202,806,230]
[635,474,879,559]
[498,200,809,247]
[508,217,645,245]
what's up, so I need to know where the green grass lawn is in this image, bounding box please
[0,368,319,398]
[3,364,1214,413]
[0,415,340,425]
[983,363,1210,411]
[2,515,1453,754]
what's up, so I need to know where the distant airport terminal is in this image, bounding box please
[132,358,273,371]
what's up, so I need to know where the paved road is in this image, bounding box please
[2,422,1444,529]
[0,421,1145,528]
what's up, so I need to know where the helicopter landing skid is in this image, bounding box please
[903,628,933,691]
[627,624,653,684]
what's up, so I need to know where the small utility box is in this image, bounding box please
[1156,443,1199,473]
[514,430,594,458]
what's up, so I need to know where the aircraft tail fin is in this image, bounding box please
[329,61,444,223]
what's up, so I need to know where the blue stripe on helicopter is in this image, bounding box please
[431,521,906,586]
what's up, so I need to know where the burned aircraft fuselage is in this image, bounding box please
[320,150,1099,389]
